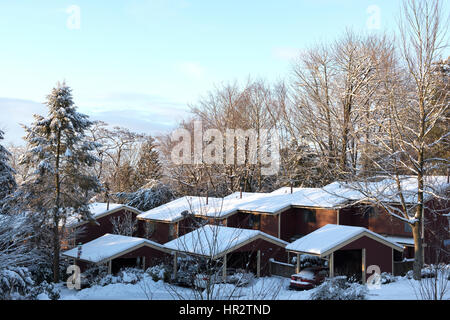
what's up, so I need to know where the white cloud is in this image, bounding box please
[272,47,302,61]
[177,62,206,79]
[0,95,190,145]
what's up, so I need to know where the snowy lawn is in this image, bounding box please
[56,275,449,300]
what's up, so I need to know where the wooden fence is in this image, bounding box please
[269,259,296,278]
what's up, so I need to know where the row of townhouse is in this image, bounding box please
[63,176,449,282]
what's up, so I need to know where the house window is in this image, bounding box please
[404,222,412,233]
[145,221,156,238]
[168,223,177,241]
[363,206,378,219]
[248,214,261,229]
[302,209,316,223]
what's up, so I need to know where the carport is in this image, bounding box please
[62,233,171,274]
[165,225,288,278]
[285,224,404,283]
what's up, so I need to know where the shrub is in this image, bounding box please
[0,267,34,300]
[27,281,61,300]
[380,272,397,284]
[310,276,368,300]
[28,258,69,285]
[89,267,145,287]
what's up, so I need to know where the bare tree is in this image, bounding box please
[110,212,138,237]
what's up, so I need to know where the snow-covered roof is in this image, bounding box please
[223,192,259,200]
[138,176,450,222]
[285,224,403,257]
[194,193,271,218]
[164,225,288,259]
[137,196,222,222]
[270,187,305,195]
[383,236,415,246]
[66,202,141,228]
[322,176,450,205]
[62,233,167,263]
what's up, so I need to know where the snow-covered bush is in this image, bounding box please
[291,254,326,268]
[0,267,34,300]
[310,276,368,300]
[380,272,397,284]
[116,180,174,212]
[90,267,145,287]
[409,264,450,300]
[27,281,60,300]
[406,264,450,280]
[28,258,69,285]
[147,264,171,282]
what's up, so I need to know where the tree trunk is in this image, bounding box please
[53,129,62,283]
[412,221,423,280]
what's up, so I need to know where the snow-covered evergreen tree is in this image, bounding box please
[18,81,102,283]
[0,130,17,205]
[134,136,162,189]
[116,179,174,212]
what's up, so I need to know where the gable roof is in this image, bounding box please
[62,233,168,264]
[137,176,449,222]
[137,196,221,223]
[321,176,450,205]
[285,224,404,257]
[66,202,141,228]
[164,225,288,260]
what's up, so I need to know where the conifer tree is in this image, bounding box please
[134,136,162,189]
[19,81,102,282]
[0,130,17,205]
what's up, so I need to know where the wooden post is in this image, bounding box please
[362,248,366,284]
[142,256,146,270]
[223,254,227,282]
[257,250,261,278]
[391,248,394,275]
[173,252,178,279]
[329,253,334,278]
[278,213,281,239]
[296,253,300,274]
[108,260,112,275]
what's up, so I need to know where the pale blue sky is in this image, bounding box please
[0,0,434,144]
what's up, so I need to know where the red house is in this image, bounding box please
[66,202,142,246]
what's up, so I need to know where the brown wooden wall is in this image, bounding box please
[73,209,140,245]
[229,238,287,276]
[340,235,394,274]
[144,221,171,244]
[280,207,337,242]
[339,205,413,237]
[423,196,450,264]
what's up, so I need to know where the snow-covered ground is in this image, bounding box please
[55,275,449,300]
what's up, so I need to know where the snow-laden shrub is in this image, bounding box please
[406,264,450,280]
[91,267,145,287]
[28,258,69,285]
[116,180,174,212]
[310,276,368,300]
[291,254,326,268]
[0,267,34,300]
[380,272,397,284]
[27,281,60,300]
[147,264,171,282]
